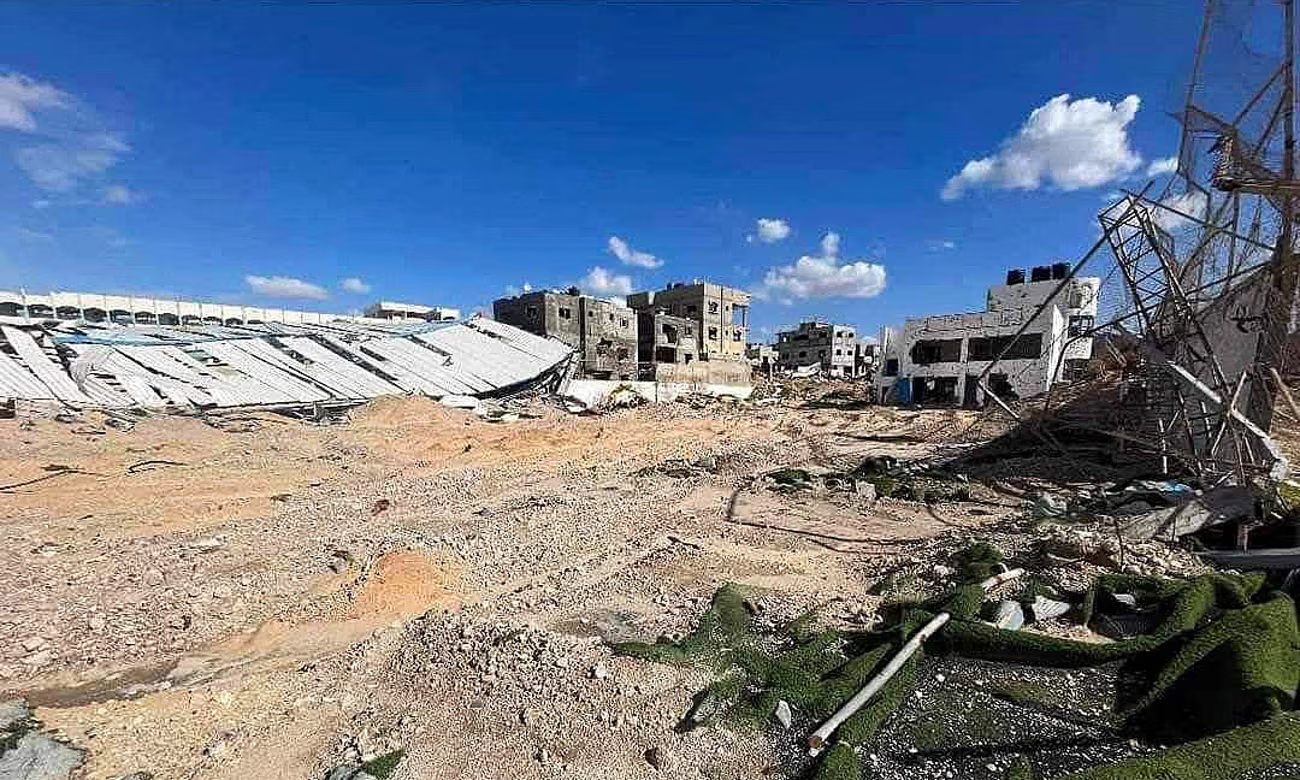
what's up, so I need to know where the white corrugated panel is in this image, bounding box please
[103,351,211,406]
[236,338,362,400]
[282,337,402,398]
[468,318,573,364]
[203,341,331,403]
[170,345,297,406]
[120,346,246,407]
[316,336,427,395]
[0,349,54,399]
[416,327,551,387]
[366,338,485,395]
[1,326,93,404]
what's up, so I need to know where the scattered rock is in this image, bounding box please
[590,663,608,680]
[1032,492,1068,519]
[644,746,664,771]
[773,699,792,729]
[0,732,84,780]
[0,698,32,731]
[371,499,391,515]
[1031,596,1072,622]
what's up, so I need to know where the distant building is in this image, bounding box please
[492,289,637,379]
[774,320,860,377]
[875,264,1100,406]
[626,281,750,361]
[746,343,776,372]
[364,301,460,322]
[855,341,880,377]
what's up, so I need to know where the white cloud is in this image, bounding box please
[340,277,371,294]
[102,184,139,205]
[11,226,53,242]
[503,282,534,296]
[820,231,841,257]
[607,236,662,269]
[15,132,129,193]
[1151,190,1208,232]
[0,73,71,132]
[580,266,634,297]
[757,231,887,303]
[941,94,1143,200]
[1146,156,1179,177]
[749,218,791,244]
[927,239,957,251]
[245,274,330,300]
[0,72,135,198]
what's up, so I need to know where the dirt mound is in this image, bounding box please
[349,550,461,620]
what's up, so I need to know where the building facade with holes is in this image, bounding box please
[773,320,861,377]
[625,281,751,361]
[874,266,1101,406]
[492,289,638,379]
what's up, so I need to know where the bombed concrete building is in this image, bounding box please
[626,281,750,361]
[875,264,1100,406]
[637,311,697,366]
[492,289,637,379]
[774,320,861,377]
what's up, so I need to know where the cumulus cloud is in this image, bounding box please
[757,231,887,303]
[928,239,957,251]
[1146,156,1179,177]
[1151,190,1208,232]
[0,73,71,132]
[607,236,662,269]
[15,133,129,192]
[580,266,634,297]
[245,275,330,301]
[102,184,139,205]
[340,277,371,294]
[941,94,1143,200]
[0,72,136,198]
[748,218,791,244]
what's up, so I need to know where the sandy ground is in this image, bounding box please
[0,394,1010,780]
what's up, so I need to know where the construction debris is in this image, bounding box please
[0,317,573,414]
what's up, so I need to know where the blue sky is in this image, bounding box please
[0,2,1204,339]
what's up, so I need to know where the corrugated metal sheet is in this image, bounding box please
[1,326,94,404]
[0,319,571,409]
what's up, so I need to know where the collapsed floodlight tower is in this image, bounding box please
[978,0,1298,484]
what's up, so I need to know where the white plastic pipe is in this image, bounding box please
[807,611,949,754]
[806,567,1024,755]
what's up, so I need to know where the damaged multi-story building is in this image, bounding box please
[626,281,750,360]
[637,310,698,366]
[774,320,862,377]
[874,264,1100,406]
[625,281,752,384]
[492,289,638,379]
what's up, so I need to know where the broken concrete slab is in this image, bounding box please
[0,732,84,780]
[1116,486,1254,540]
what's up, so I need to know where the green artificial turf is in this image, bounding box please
[612,550,1300,780]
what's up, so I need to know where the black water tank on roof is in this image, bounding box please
[1006,269,1026,285]
[1051,262,1069,279]
[1030,265,1052,283]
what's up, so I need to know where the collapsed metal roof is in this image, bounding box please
[0,318,573,410]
